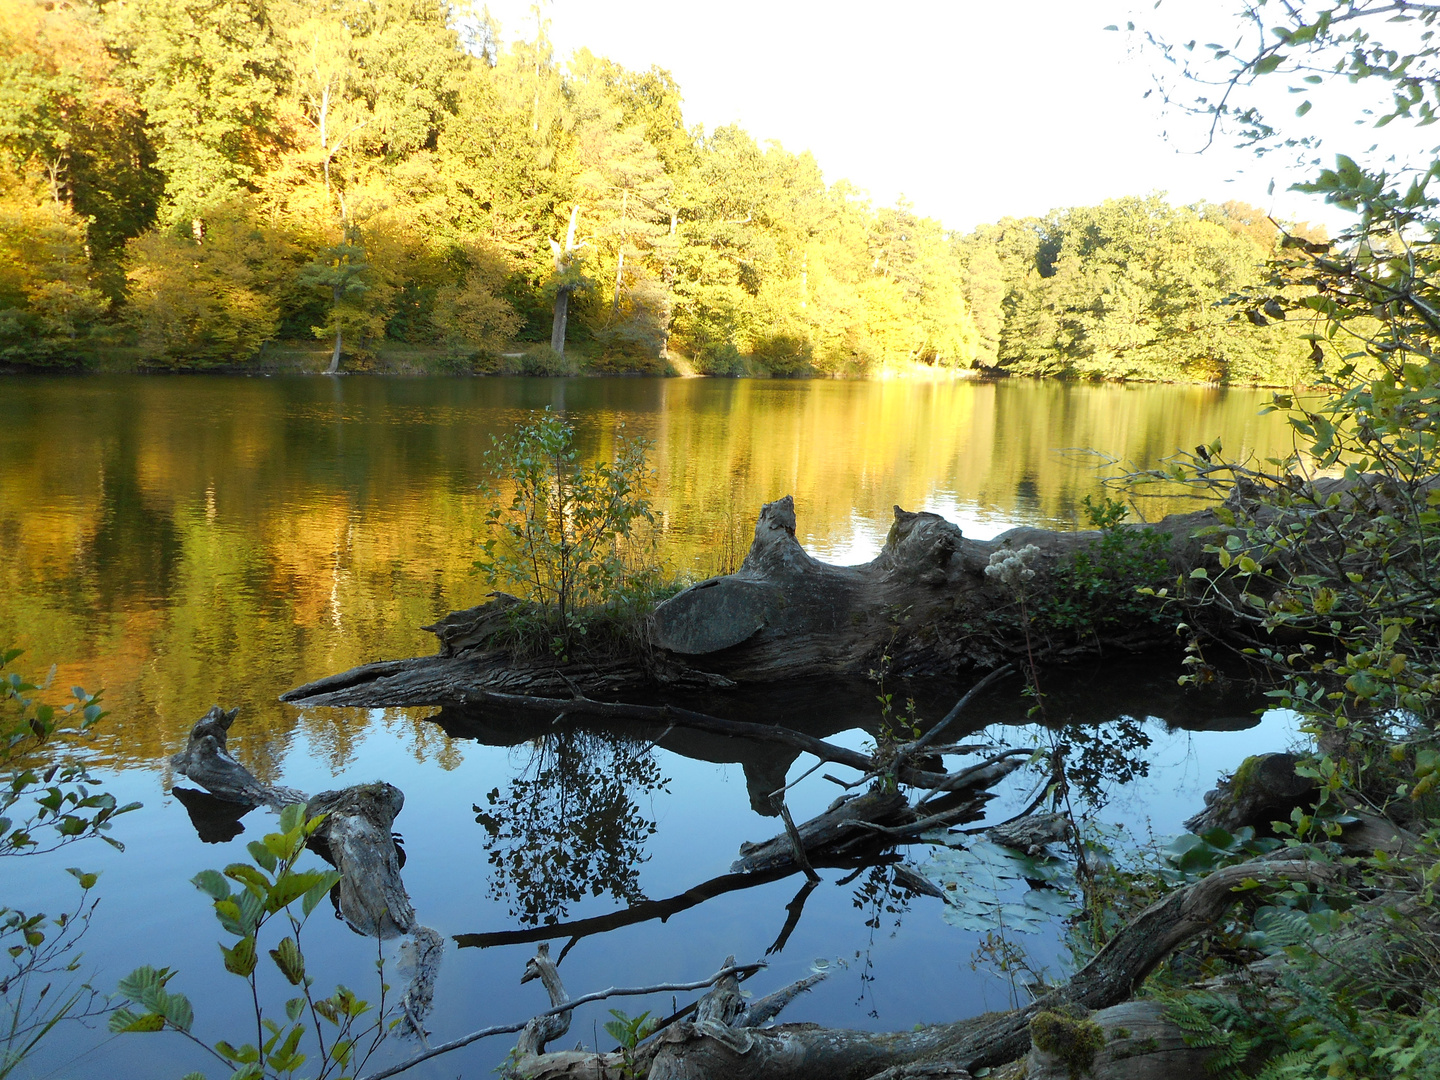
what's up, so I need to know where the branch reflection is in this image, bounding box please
[474,730,670,926]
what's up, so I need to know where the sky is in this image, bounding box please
[472,0,1402,234]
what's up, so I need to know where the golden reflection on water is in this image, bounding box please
[0,375,1298,777]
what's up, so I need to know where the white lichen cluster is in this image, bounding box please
[985,544,1041,590]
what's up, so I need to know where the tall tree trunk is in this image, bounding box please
[550,286,571,355]
[327,280,343,374]
[549,205,583,356]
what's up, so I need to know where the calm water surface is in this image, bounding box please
[1,376,1302,1079]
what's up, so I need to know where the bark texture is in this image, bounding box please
[307,782,416,938]
[496,855,1336,1080]
[1183,752,1317,834]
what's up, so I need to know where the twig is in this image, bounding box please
[773,796,821,884]
[852,802,984,838]
[823,769,879,790]
[914,749,1036,807]
[768,758,828,800]
[894,665,1015,768]
[356,960,766,1080]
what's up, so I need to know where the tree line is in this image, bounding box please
[1,0,1326,382]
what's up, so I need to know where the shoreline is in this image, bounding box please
[0,350,1310,389]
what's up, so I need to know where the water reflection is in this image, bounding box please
[1,376,1314,1079]
[2,376,1298,780]
[443,662,1269,955]
[473,731,670,926]
[170,785,254,843]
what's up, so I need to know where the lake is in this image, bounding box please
[0,375,1302,1079]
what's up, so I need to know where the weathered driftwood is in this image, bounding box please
[506,952,829,1080]
[733,790,914,873]
[986,812,1072,855]
[169,706,306,808]
[307,782,416,939]
[281,496,1224,709]
[515,944,572,1059]
[169,707,444,1027]
[1023,1000,1211,1080]
[733,753,1027,875]
[493,854,1336,1080]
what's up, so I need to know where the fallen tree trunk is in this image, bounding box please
[489,853,1338,1080]
[731,753,1027,875]
[282,497,1224,709]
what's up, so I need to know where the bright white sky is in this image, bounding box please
[473,0,1424,234]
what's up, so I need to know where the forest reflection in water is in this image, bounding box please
[0,375,1298,784]
[434,657,1269,958]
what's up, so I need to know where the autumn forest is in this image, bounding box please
[4,0,1328,382]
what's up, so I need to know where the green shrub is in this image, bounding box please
[475,411,671,657]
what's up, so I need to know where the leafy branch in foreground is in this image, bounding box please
[1107,7,1440,1075]
[112,803,387,1080]
[2,647,136,857]
[3,646,137,1078]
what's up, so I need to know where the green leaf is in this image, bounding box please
[193,869,230,901]
[224,863,271,897]
[269,936,306,985]
[162,991,195,1032]
[247,840,277,874]
[266,1024,305,1071]
[267,870,335,913]
[108,1008,165,1033]
[301,873,340,918]
[278,803,306,834]
[222,936,258,977]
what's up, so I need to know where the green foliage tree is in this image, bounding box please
[123,205,284,366]
[0,0,1364,378]
[108,0,284,235]
[0,175,110,364]
[0,0,158,257]
[296,233,372,373]
[979,196,1319,383]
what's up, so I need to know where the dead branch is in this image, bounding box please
[355,960,767,1080]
